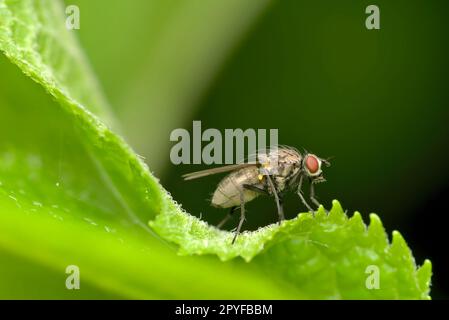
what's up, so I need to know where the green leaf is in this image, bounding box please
[0,0,431,300]
[152,201,432,299]
[0,0,293,299]
[0,0,116,127]
[0,191,294,299]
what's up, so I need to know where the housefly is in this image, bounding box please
[182,146,330,244]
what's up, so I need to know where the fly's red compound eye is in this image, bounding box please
[305,155,320,174]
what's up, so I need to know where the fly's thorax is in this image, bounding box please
[259,147,302,192]
[270,163,301,193]
[258,147,301,175]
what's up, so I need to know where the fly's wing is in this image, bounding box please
[182,163,256,180]
[183,146,288,181]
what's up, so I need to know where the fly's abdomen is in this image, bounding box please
[211,167,261,208]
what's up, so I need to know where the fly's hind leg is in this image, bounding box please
[217,206,237,229]
[232,191,246,245]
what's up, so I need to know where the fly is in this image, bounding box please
[182,146,330,244]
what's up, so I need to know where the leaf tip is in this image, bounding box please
[417,259,433,299]
[348,211,366,232]
[314,204,327,220]
[390,230,412,258]
[391,230,405,244]
[331,199,343,211]
[367,213,388,246]
[418,259,432,278]
[328,199,346,222]
[368,213,385,232]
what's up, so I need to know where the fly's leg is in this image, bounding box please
[297,175,314,213]
[309,182,321,209]
[310,183,328,213]
[232,191,246,245]
[217,206,237,229]
[264,173,285,223]
[243,184,269,195]
[243,183,284,224]
[279,195,284,221]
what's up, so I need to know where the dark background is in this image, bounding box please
[159,1,449,299]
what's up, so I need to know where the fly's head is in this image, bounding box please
[302,153,331,184]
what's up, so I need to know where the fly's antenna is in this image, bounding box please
[322,156,334,167]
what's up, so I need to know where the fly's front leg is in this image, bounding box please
[264,172,285,223]
[309,182,321,209]
[232,190,246,245]
[297,174,314,213]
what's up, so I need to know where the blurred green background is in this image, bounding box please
[68,0,448,298]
